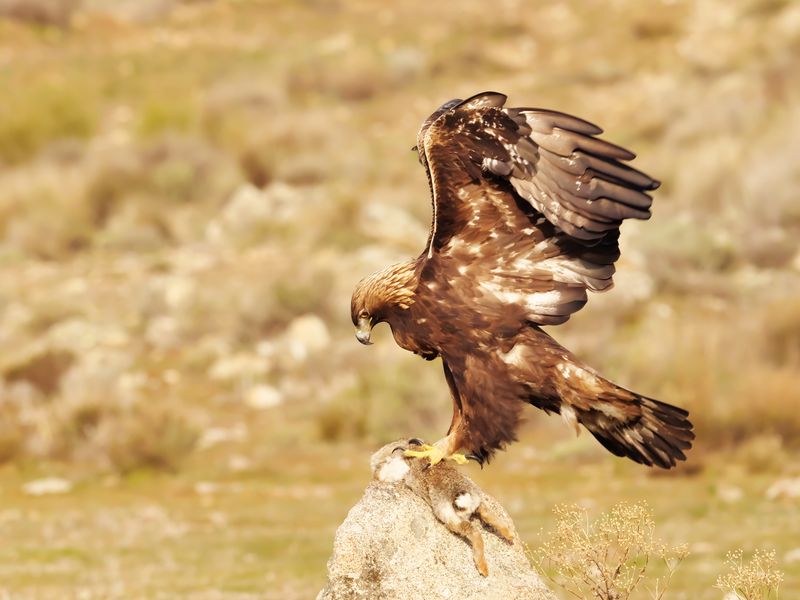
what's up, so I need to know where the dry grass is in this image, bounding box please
[0,0,799,596]
[0,441,795,599]
[533,502,688,600]
[0,0,796,472]
[49,398,199,472]
[0,0,79,28]
[715,549,784,600]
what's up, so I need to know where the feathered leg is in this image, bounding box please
[405,360,469,465]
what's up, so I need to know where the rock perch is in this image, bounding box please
[317,440,555,600]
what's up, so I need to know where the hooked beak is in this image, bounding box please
[355,316,373,345]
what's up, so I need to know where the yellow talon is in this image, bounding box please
[448,452,468,465]
[404,444,445,465]
[404,444,468,466]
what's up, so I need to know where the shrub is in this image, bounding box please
[4,349,75,396]
[0,410,23,464]
[0,83,95,165]
[533,502,688,600]
[99,404,198,473]
[719,366,800,447]
[315,356,449,444]
[762,298,800,367]
[715,549,783,600]
[137,97,196,137]
[316,393,369,443]
[0,0,79,28]
[45,395,198,474]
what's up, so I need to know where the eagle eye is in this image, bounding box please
[358,310,369,320]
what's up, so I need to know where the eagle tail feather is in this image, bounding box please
[581,394,694,470]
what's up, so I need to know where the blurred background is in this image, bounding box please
[0,0,798,598]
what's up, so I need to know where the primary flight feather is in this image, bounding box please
[351,92,694,468]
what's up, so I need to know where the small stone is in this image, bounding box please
[163,275,195,310]
[208,353,267,382]
[384,46,427,81]
[255,339,276,358]
[245,384,282,409]
[690,542,714,555]
[23,477,73,496]
[285,314,331,362]
[785,548,800,564]
[48,318,130,353]
[228,455,252,472]
[217,182,301,240]
[716,484,743,504]
[766,477,800,500]
[221,184,271,232]
[144,316,181,350]
[194,481,219,496]
[0,302,33,335]
[197,426,246,450]
[360,202,428,249]
[792,250,800,273]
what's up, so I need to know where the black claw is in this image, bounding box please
[407,438,425,446]
[466,454,485,469]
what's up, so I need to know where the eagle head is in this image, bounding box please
[350,261,418,345]
[414,97,462,162]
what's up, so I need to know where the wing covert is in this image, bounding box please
[417,91,659,325]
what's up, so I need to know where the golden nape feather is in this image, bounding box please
[350,91,693,468]
[351,261,418,318]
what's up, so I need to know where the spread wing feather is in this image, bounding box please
[418,91,659,325]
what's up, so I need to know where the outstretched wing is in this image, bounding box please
[417,91,659,325]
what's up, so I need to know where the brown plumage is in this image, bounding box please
[351,92,693,469]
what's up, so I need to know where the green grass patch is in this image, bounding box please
[0,82,96,164]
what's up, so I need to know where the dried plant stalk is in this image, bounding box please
[532,502,687,600]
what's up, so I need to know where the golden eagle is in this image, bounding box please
[351,92,693,469]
